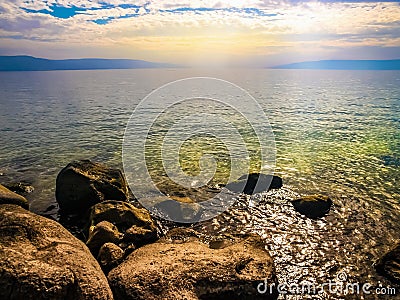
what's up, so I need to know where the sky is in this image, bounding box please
[0,0,399,66]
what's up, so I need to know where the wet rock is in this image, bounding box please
[98,243,124,274]
[123,225,157,246]
[381,155,400,167]
[86,221,122,255]
[225,173,283,195]
[0,184,29,209]
[56,159,128,215]
[375,242,400,284]
[0,204,113,300]
[208,233,236,249]
[3,182,34,196]
[291,194,332,219]
[88,200,158,246]
[153,199,203,223]
[108,228,278,300]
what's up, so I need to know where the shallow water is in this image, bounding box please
[0,69,399,299]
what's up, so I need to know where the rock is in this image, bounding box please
[98,243,124,274]
[375,242,400,284]
[291,194,332,219]
[225,173,283,195]
[3,182,34,196]
[153,199,203,223]
[56,160,128,215]
[108,228,278,300]
[86,221,122,255]
[0,184,29,209]
[123,225,157,246]
[381,155,400,167]
[0,204,113,300]
[88,200,158,247]
[208,233,236,249]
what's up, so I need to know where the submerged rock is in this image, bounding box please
[0,204,113,300]
[3,182,34,196]
[98,243,124,274]
[375,242,400,284]
[291,194,332,219]
[56,160,128,215]
[152,198,203,223]
[381,155,400,167]
[0,184,29,209]
[225,173,283,195]
[108,228,278,300]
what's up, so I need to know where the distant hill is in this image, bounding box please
[0,56,178,71]
[272,59,400,70]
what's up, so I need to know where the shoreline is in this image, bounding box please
[1,159,399,299]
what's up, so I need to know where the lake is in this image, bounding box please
[0,69,399,299]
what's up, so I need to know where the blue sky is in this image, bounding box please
[0,1,399,66]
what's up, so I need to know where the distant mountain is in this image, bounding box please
[0,56,178,71]
[272,59,400,70]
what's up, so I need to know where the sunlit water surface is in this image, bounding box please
[0,69,399,299]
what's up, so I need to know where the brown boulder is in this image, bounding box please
[88,200,157,244]
[98,243,124,274]
[86,221,122,255]
[108,228,277,300]
[0,204,113,300]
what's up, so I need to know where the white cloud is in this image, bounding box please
[0,0,399,63]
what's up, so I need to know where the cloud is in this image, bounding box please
[0,0,399,64]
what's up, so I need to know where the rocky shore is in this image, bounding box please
[0,159,398,299]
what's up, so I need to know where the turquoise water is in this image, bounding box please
[0,69,399,298]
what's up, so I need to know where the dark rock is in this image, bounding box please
[88,200,158,246]
[108,228,278,300]
[0,204,113,300]
[98,243,124,274]
[86,221,122,255]
[0,184,29,209]
[291,194,332,219]
[375,242,400,284]
[152,199,203,223]
[44,204,57,213]
[381,155,400,167]
[225,173,283,195]
[56,160,128,215]
[123,225,157,246]
[3,182,34,196]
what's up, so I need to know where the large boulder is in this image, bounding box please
[375,242,400,284]
[0,204,113,300]
[225,173,283,195]
[108,228,278,300]
[56,160,128,215]
[0,184,29,209]
[291,194,332,219]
